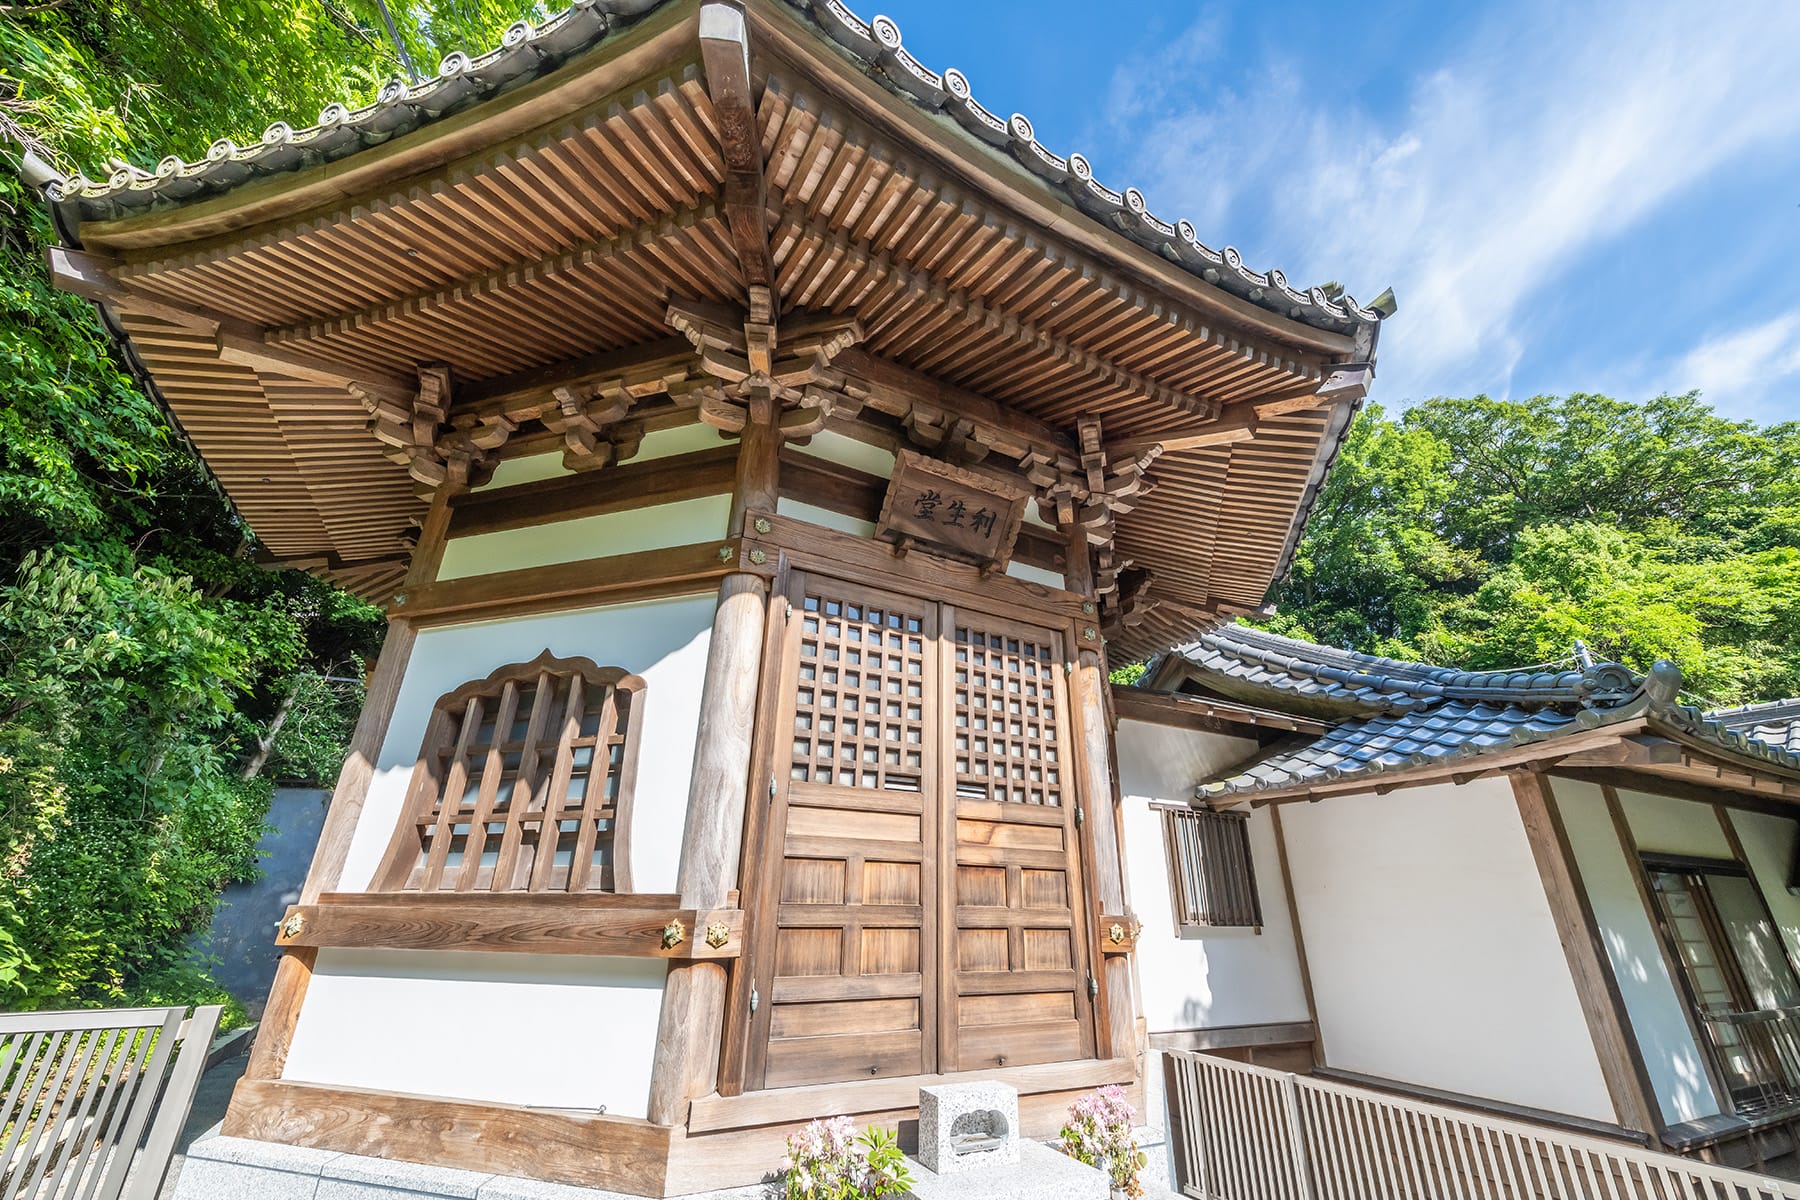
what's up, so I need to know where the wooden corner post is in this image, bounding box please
[1065,523,1137,1065]
[646,396,778,1125]
[1512,769,1662,1138]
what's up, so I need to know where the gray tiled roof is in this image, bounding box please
[1710,699,1800,756]
[1175,625,1800,801]
[28,0,1384,337]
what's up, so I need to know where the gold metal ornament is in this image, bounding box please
[280,913,306,939]
[705,922,731,949]
[749,548,768,565]
[717,545,734,562]
[661,919,687,950]
[753,516,772,534]
[1082,601,1096,615]
[1108,922,1128,946]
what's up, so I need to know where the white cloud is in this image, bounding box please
[1668,312,1800,423]
[1097,0,1800,408]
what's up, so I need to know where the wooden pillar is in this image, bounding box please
[1064,527,1136,1064]
[647,398,777,1125]
[1513,770,1662,1137]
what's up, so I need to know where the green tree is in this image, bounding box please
[0,0,528,1010]
[1266,394,1800,706]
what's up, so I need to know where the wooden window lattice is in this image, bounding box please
[374,652,644,893]
[952,624,1064,805]
[1162,807,1262,930]
[788,592,931,791]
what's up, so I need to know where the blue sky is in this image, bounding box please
[870,0,1800,424]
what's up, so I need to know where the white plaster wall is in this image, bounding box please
[1115,719,1311,1032]
[283,949,666,1116]
[1552,777,1721,1124]
[437,495,730,580]
[338,593,717,895]
[1731,809,1800,968]
[776,496,875,538]
[791,429,895,478]
[1282,777,1618,1122]
[1621,788,1733,859]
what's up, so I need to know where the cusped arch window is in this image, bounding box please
[373,651,645,894]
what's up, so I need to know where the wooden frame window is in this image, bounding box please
[1642,853,1800,1113]
[373,651,645,894]
[1161,807,1262,933]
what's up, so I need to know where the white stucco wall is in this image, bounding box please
[282,949,666,1116]
[1281,777,1618,1123]
[1620,787,1733,859]
[437,495,731,580]
[1731,809,1800,971]
[1551,777,1721,1124]
[1115,719,1311,1032]
[338,592,717,895]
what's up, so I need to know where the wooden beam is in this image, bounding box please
[273,894,743,960]
[48,246,415,404]
[698,4,776,302]
[455,337,700,421]
[828,347,1077,462]
[1513,771,1662,1137]
[1557,736,1686,768]
[449,445,737,538]
[222,1079,674,1197]
[685,1056,1134,1133]
[1145,1022,1317,1052]
[1110,684,1328,736]
[392,538,765,625]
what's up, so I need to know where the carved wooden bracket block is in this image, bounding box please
[356,363,518,497]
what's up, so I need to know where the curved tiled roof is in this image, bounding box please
[1172,625,1800,801]
[1709,698,1800,756]
[39,0,1385,338]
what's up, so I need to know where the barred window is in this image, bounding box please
[373,652,645,894]
[1162,807,1262,932]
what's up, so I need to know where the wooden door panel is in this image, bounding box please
[753,576,939,1088]
[751,574,1099,1089]
[942,612,1096,1075]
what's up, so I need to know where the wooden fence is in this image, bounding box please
[1163,1049,1800,1200]
[0,1005,221,1200]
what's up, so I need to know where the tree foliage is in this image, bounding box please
[0,0,528,1010]
[1264,394,1800,705]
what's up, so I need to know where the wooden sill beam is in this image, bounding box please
[273,892,744,960]
[223,1079,673,1196]
[685,1056,1134,1133]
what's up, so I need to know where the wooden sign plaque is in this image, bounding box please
[875,449,1029,569]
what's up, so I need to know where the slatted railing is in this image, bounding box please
[0,1005,221,1200]
[1163,1048,1800,1200]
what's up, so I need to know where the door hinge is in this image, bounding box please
[784,599,792,622]
[1075,805,1085,825]
[750,985,759,1014]
[1088,975,1099,997]
[768,775,777,802]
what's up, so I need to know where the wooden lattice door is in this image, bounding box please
[750,576,940,1088]
[940,612,1096,1072]
[746,572,1096,1089]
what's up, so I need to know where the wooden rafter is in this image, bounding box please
[50,246,415,404]
[778,209,1223,422]
[698,4,777,332]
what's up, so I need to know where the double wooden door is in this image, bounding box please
[745,571,1097,1090]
